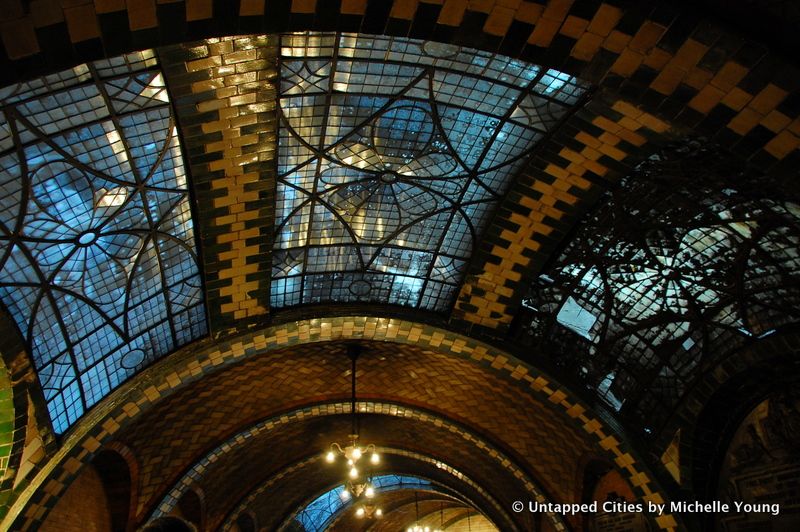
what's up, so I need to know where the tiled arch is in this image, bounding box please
[223,446,513,531]
[2,317,680,530]
[149,401,543,531]
[319,486,470,532]
[96,441,141,532]
[668,327,800,498]
[117,338,599,521]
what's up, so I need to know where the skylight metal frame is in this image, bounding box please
[272,32,588,312]
[0,51,207,433]
[516,141,800,432]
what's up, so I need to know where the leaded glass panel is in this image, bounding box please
[273,33,587,311]
[516,141,800,432]
[0,51,206,433]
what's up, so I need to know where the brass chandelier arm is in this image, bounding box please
[329,442,344,454]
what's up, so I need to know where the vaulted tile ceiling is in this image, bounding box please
[515,141,800,433]
[1,28,799,443]
[0,34,586,433]
[0,2,798,531]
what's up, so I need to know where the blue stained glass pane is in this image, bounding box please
[38,353,76,400]
[272,33,587,311]
[0,51,207,434]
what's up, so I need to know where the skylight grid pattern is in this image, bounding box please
[0,51,206,434]
[273,33,587,311]
[517,142,800,432]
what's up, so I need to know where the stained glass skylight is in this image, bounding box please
[516,141,800,431]
[0,51,206,433]
[272,33,587,311]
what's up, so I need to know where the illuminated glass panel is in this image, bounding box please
[273,33,587,311]
[295,475,430,531]
[0,51,206,433]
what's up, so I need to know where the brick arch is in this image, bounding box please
[120,339,596,523]
[1,317,680,530]
[91,444,138,532]
[326,490,466,532]
[266,447,506,530]
[99,441,141,531]
[149,401,539,531]
[673,327,800,502]
[236,448,519,530]
[176,487,206,532]
[233,509,257,532]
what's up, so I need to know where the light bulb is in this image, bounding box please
[339,489,350,501]
[370,452,380,464]
[349,467,358,478]
[365,486,375,498]
[325,451,335,463]
[356,507,365,518]
[376,508,383,517]
[352,447,362,460]
[347,458,353,466]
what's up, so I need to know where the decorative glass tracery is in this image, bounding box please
[0,51,206,433]
[273,33,587,310]
[516,141,800,431]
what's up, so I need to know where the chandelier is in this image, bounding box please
[325,344,382,519]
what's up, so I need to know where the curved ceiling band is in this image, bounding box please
[148,401,533,530]
[2,316,678,531]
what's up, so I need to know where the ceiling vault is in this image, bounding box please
[0,2,797,531]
